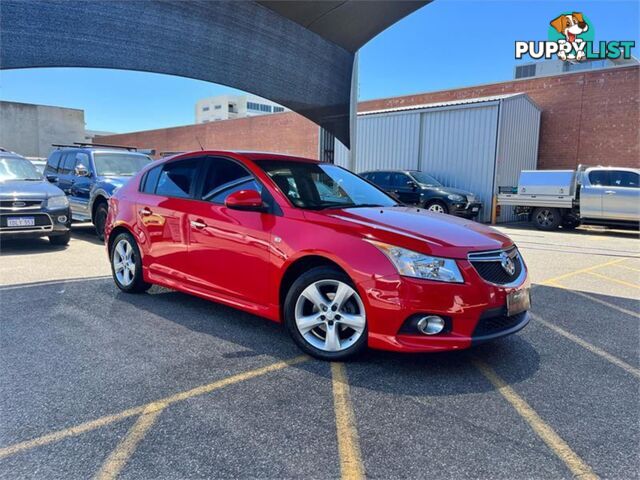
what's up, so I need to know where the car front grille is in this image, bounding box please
[0,199,44,211]
[472,310,527,338]
[468,246,524,285]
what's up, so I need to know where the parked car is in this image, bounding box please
[105,151,530,360]
[498,166,640,230]
[44,143,152,240]
[0,151,71,245]
[360,170,482,218]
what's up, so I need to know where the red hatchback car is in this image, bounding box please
[105,151,530,360]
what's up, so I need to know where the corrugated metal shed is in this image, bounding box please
[335,93,541,223]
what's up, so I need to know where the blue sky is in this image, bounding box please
[1,0,637,133]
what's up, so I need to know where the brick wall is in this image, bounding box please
[98,66,639,169]
[97,111,319,159]
[359,66,639,170]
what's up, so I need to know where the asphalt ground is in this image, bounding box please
[0,223,638,479]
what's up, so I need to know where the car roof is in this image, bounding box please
[167,150,322,164]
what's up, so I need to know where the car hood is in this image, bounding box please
[97,176,129,189]
[423,185,474,197]
[326,206,512,257]
[0,179,66,199]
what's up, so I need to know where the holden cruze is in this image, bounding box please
[105,151,530,360]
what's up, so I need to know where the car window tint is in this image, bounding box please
[588,170,609,186]
[61,153,77,174]
[378,172,391,186]
[391,173,410,188]
[141,165,162,194]
[46,151,62,172]
[202,158,261,203]
[608,170,639,188]
[368,173,381,184]
[156,159,199,198]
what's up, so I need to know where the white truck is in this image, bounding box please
[497,166,639,230]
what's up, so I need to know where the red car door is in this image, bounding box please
[185,157,273,312]
[136,158,201,285]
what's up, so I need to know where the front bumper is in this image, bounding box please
[450,202,483,218]
[0,207,71,239]
[360,259,530,353]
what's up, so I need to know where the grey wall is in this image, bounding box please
[0,101,85,158]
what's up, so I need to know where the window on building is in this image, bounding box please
[515,64,536,79]
[214,105,221,110]
[273,106,284,113]
[202,106,210,112]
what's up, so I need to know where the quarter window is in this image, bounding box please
[141,165,162,194]
[156,159,199,198]
[608,170,639,188]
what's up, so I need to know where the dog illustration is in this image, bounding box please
[550,13,589,61]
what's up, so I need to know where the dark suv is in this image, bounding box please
[44,144,151,240]
[0,150,71,245]
[360,170,482,219]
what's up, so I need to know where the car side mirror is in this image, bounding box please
[408,181,418,191]
[46,174,58,183]
[225,189,267,212]
[75,164,90,177]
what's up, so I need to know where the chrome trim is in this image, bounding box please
[467,246,526,288]
[0,199,45,211]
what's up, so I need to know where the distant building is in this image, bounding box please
[514,56,639,79]
[84,129,117,144]
[195,94,289,124]
[0,101,86,158]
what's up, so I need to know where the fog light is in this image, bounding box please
[416,316,445,335]
[58,215,67,223]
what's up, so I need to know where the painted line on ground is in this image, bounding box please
[539,258,626,286]
[94,402,167,480]
[473,359,599,480]
[0,355,308,459]
[532,314,640,379]
[331,363,365,480]
[586,271,640,290]
[611,264,640,273]
[545,281,639,319]
[0,275,111,291]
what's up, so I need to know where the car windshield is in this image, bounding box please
[257,160,398,210]
[0,156,42,181]
[410,172,442,187]
[94,152,151,176]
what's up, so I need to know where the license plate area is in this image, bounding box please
[507,287,531,316]
[7,217,35,227]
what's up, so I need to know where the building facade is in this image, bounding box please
[195,94,289,124]
[0,101,86,158]
[98,64,639,171]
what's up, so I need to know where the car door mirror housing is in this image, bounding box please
[46,174,58,182]
[225,189,267,212]
[408,181,418,190]
[75,164,90,177]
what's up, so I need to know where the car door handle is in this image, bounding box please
[190,219,207,229]
[139,207,152,216]
[604,190,616,195]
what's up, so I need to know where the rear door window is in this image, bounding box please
[156,159,199,199]
[391,172,410,188]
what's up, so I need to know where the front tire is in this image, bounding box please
[284,266,368,361]
[94,202,109,242]
[532,207,561,231]
[110,232,151,293]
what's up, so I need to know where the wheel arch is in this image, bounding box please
[107,224,136,255]
[279,255,349,319]
[90,193,109,222]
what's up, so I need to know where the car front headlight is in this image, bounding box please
[367,241,464,283]
[46,195,69,209]
[447,194,465,202]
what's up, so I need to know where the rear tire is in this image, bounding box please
[110,232,151,293]
[532,207,561,231]
[49,232,70,246]
[94,202,109,242]
[284,266,368,361]
[425,201,448,214]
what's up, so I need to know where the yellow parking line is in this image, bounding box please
[95,402,167,480]
[586,271,640,290]
[473,359,599,480]
[545,281,639,319]
[0,355,308,459]
[533,314,640,379]
[539,258,626,285]
[331,363,365,480]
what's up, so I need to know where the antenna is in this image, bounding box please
[195,137,204,151]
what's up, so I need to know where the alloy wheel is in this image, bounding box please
[294,280,366,352]
[113,238,136,287]
[536,208,554,227]
[428,203,445,213]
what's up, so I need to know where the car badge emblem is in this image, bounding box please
[12,201,26,207]
[500,252,516,276]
